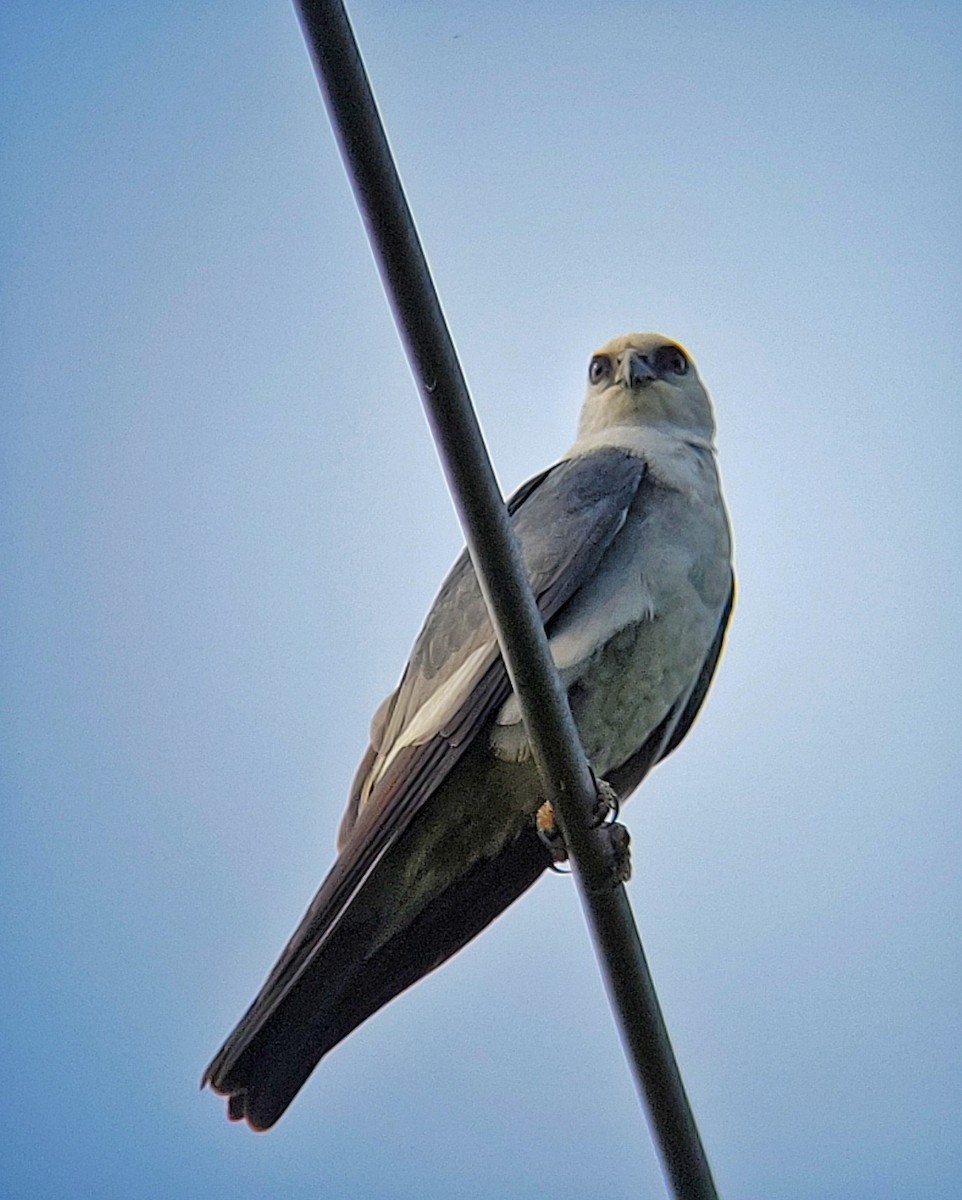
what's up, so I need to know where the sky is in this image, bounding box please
[2,1,961,1197]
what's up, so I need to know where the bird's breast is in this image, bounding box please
[492,468,731,775]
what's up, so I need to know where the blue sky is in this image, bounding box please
[2,2,960,1197]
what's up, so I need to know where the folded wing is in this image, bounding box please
[203,448,648,1115]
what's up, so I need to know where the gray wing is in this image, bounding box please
[341,447,647,841]
[205,447,646,1069]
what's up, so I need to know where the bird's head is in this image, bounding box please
[576,333,715,443]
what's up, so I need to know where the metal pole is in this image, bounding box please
[293,3,719,1195]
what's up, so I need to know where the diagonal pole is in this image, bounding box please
[293,3,720,1196]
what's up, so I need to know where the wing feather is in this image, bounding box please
[204,448,645,1086]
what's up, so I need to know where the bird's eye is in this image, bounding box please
[589,355,612,384]
[655,346,688,376]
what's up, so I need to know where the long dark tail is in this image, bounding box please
[204,825,550,1130]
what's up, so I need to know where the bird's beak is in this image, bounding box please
[616,351,657,389]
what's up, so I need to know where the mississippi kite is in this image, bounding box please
[204,331,734,1130]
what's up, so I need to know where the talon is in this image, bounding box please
[537,788,628,880]
[536,800,569,866]
[591,775,620,827]
[597,821,632,884]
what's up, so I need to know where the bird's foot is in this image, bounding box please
[589,774,630,884]
[597,819,632,884]
[591,775,620,827]
[536,800,569,867]
[536,777,626,877]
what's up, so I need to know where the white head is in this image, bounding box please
[576,332,716,444]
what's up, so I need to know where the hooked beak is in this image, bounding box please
[616,350,657,389]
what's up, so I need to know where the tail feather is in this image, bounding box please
[204,824,550,1129]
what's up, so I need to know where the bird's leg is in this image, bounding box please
[536,799,569,866]
[536,776,631,883]
[597,819,632,884]
[589,774,632,883]
[592,774,620,826]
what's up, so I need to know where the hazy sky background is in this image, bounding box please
[3,2,960,1197]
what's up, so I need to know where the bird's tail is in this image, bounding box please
[203,824,550,1130]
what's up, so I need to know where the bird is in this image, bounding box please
[203,331,734,1130]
